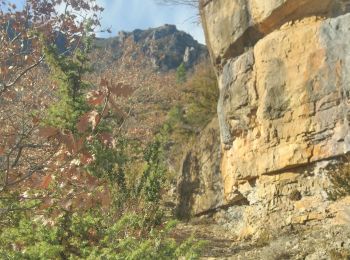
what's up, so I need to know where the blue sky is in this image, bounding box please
[12,0,205,44]
[98,0,204,43]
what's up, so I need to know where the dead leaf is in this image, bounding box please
[59,132,75,154]
[89,110,100,130]
[41,175,52,189]
[32,115,40,125]
[99,132,113,145]
[80,150,94,165]
[39,197,53,210]
[87,90,105,106]
[76,113,90,133]
[39,126,58,139]
[77,111,101,133]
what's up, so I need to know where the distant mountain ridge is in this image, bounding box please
[5,22,207,72]
[93,24,208,71]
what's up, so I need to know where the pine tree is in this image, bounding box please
[176,62,187,84]
[44,35,93,132]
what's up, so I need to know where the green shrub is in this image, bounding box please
[0,208,203,259]
[44,39,92,132]
[86,138,128,189]
[158,60,219,173]
[184,62,219,129]
[166,60,218,138]
[176,63,187,84]
[327,156,350,200]
[0,30,204,260]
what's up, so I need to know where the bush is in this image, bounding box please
[327,156,350,200]
[183,61,219,129]
[0,30,204,259]
[0,138,204,259]
[158,60,218,172]
[0,209,203,259]
[176,63,187,84]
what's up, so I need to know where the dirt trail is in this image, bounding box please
[172,220,350,259]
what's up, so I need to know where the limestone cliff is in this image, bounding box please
[197,0,350,238]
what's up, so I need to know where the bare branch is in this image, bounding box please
[0,56,44,95]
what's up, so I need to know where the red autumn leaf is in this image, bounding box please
[77,111,101,133]
[41,175,52,189]
[39,197,53,210]
[80,150,94,165]
[99,132,113,145]
[76,113,90,133]
[32,115,40,125]
[86,173,98,189]
[75,137,85,153]
[59,132,75,154]
[1,66,8,76]
[39,126,58,139]
[87,90,105,106]
[89,95,105,106]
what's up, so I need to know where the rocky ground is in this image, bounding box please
[172,216,350,259]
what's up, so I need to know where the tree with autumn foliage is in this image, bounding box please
[0,1,204,258]
[0,0,103,197]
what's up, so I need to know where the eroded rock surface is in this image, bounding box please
[201,0,350,65]
[176,118,224,218]
[198,0,350,238]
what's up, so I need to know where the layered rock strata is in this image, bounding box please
[199,0,350,237]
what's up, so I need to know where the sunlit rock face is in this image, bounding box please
[200,0,350,237]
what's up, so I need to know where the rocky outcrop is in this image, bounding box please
[200,0,350,66]
[94,24,207,71]
[176,118,224,219]
[199,0,350,238]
